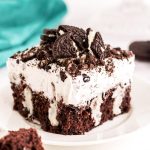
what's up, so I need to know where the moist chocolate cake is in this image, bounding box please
[7,25,135,135]
[0,128,44,150]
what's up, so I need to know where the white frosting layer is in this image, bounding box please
[90,95,103,126]
[113,84,127,114]
[23,87,33,116]
[88,30,95,54]
[7,55,134,126]
[48,101,58,126]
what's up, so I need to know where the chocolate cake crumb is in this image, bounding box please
[60,71,67,82]
[0,128,44,150]
[82,74,90,82]
[100,88,115,124]
[108,48,133,60]
[120,87,131,113]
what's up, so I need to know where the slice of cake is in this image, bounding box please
[0,128,44,150]
[7,25,135,135]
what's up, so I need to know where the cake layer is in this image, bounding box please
[0,128,44,150]
[11,81,131,134]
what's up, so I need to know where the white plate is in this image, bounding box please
[0,75,150,146]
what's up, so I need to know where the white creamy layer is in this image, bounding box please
[113,84,127,114]
[23,87,33,116]
[7,56,134,126]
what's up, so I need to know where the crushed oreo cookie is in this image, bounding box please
[10,25,133,76]
[105,58,115,76]
[60,71,67,82]
[66,62,81,77]
[21,47,37,62]
[82,74,90,82]
[10,51,21,59]
[109,48,133,60]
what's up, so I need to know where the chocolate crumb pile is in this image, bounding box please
[11,25,133,76]
[0,128,44,150]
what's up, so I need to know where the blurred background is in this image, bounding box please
[63,0,150,82]
[0,0,150,81]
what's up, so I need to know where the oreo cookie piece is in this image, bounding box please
[36,50,50,60]
[52,33,77,59]
[60,70,67,82]
[58,25,88,49]
[40,34,56,44]
[90,32,105,58]
[43,29,57,35]
[58,25,85,37]
[40,29,57,44]
[129,41,150,61]
[82,74,90,82]
[21,47,37,62]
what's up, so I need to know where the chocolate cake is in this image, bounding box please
[0,128,44,150]
[7,25,135,135]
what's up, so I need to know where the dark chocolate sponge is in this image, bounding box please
[0,128,44,150]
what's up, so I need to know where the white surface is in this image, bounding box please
[0,75,150,149]
[63,0,150,49]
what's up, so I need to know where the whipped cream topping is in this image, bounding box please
[23,87,33,116]
[7,56,134,105]
[113,84,127,114]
